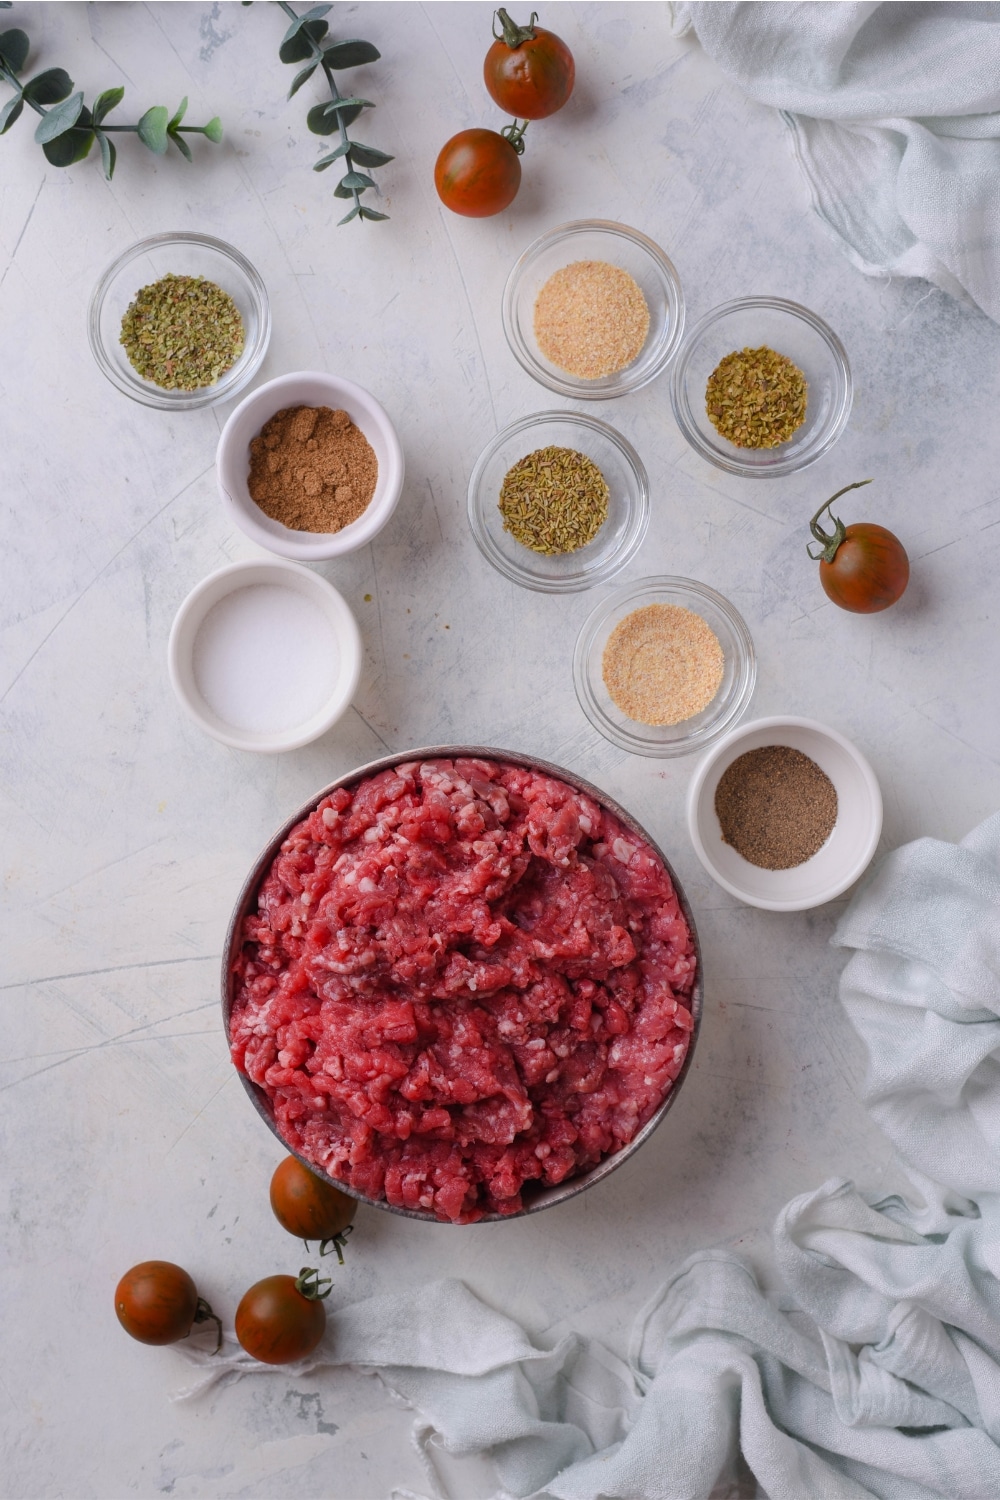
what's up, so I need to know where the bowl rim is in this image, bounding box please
[669,294,852,478]
[686,714,883,910]
[88,230,271,410]
[501,217,686,399]
[167,557,362,752]
[573,575,757,757]
[221,745,704,1223]
[467,408,650,594]
[215,369,405,561]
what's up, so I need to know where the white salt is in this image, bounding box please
[192,584,340,734]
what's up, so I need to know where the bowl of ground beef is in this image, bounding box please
[224,750,702,1224]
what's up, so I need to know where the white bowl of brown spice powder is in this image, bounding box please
[216,371,404,560]
[687,716,882,910]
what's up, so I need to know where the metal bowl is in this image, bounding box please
[222,746,703,1223]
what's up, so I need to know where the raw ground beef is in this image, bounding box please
[229,758,697,1223]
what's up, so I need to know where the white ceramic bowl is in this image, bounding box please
[687,716,882,910]
[167,559,362,752]
[216,371,404,561]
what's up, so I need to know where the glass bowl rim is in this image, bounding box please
[668,294,852,478]
[467,407,650,594]
[573,574,757,757]
[88,229,271,410]
[501,217,686,400]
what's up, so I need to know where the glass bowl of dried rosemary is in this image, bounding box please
[88,231,270,410]
[669,296,852,477]
[467,410,649,593]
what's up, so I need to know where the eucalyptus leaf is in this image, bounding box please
[203,116,223,143]
[339,169,374,191]
[321,39,380,69]
[137,104,169,153]
[278,31,314,64]
[169,129,193,161]
[0,92,22,134]
[346,141,393,168]
[92,85,125,123]
[358,204,389,221]
[41,124,93,166]
[287,61,316,99]
[23,67,74,105]
[322,95,371,114]
[0,27,29,74]
[34,90,83,144]
[306,101,339,136]
[333,179,354,198]
[312,140,349,170]
[280,3,329,44]
[337,205,360,225]
[168,95,188,129]
[95,128,116,179]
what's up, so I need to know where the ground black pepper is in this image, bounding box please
[714,745,837,870]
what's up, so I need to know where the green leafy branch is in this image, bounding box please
[0,14,222,179]
[274,2,392,225]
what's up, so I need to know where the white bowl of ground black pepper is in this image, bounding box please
[216,371,404,561]
[573,577,756,755]
[687,716,883,911]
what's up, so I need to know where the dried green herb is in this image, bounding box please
[499,446,609,555]
[705,346,807,449]
[0,8,221,180]
[119,275,244,391]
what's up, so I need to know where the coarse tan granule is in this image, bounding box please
[248,406,378,534]
[714,745,838,870]
[534,260,650,380]
[602,604,724,726]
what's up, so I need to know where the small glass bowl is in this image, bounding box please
[502,220,685,400]
[88,231,271,410]
[468,410,649,594]
[669,296,851,477]
[574,576,756,757]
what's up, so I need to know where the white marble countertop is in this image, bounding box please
[5,4,1000,1496]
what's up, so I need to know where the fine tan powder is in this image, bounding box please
[602,604,724,726]
[534,260,650,380]
[248,405,378,534]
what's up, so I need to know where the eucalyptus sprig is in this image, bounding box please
[273,1,392,225]
[0,14,222,179]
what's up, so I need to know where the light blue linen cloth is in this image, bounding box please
[178,813,1000,1499]
[671,2,1000,322]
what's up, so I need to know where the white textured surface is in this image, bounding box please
[3,4,1000,1497]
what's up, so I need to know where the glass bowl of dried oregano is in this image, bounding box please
[669,296,852,478]
[88,231,271,410]
[467,410,649,593]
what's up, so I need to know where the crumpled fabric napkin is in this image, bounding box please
[671,2,1000,321]
[179,812,1000,1499]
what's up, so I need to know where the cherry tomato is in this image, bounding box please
[270,1155,357,1246]
[435,128,521,217]
[808,481,909,614]
[484,9,575,120]
[115,1261,221,1350]
[235,1270,329,1365]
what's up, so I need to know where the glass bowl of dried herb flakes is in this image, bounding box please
[88,232,270,410]
[669,297,851,477]
[467,410,649,593]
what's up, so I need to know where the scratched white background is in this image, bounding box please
[4,3,1000,1496]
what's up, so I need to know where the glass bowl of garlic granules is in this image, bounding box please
[89,232,270,410]
[502,221,685,399]
[669,297,851,477]
[573,577,756,757]
[468,410,649,593]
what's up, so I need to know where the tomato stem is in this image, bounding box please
[319,1225,353,1264]
[193,1296,223,1354]
[493,8,538,47]
[808,479,873,563]
[500,117,530,155]
[296,1266,333,1302]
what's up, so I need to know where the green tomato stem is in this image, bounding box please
[493,8,538,47]
[500,117,529,155]
[192,1296,223,1355]
[807,479,873,563]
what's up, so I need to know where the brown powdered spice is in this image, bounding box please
[248,405,378,534]
[714,745,837,870]
[534,260,650,380]
[602,604,724,726]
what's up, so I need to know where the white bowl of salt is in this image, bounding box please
[168,559,362,752]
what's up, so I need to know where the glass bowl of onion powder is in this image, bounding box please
[89,231,270,410]
[468,410,649,593]
[574,576,756,756]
